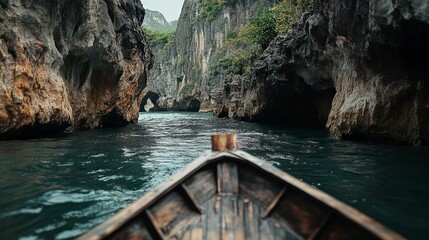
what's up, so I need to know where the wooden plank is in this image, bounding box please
[238,166,284,208]
[109,219,154,240]
[183,168,217,204]
[181,184,204,214]
[173,209,205,240]
[217,162,238,195]
[148,190,199,237]
[221,196,236,240]
[308,212,333,240]
[190,225,204,240]
[242,198,258,240]
[315,214,380,240]
[205,197,221,240]
[234,197,245,240]
[261,187,287,219]
[271,217,304,240]
[179,224,203,240]
[227,151,406,240]
[200,204,208,240]
[258,210,274,240]
[145,210,165,240]
[274,190,328,239]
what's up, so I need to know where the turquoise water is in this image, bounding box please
[0,112,428,239]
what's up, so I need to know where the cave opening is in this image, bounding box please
[399,18,429,82]
[140,91,161,112]
[266,88,336,128]
[176,96,201,112]
[258,73,336,129]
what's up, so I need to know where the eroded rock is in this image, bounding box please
[215,0,429,145]
[0,0,152,139]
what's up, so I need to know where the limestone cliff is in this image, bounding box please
[0,0,152,139]
[146,0,278,111]
[215,0,429,145]
[143,9,177,33]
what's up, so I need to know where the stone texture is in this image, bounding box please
[0,0,152,139]
[146,0,278,111]
[215,0,429,145]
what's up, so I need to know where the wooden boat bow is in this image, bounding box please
[77,134,404,240]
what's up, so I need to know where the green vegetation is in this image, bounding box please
[227,31,237,39]
[247,10,276,49]
[143,27,175,47]
[210,24,261,76]
[206,0,311,78]
[202,0,236,21]
[273,0,311,35]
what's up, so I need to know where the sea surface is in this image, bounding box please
[0,112,428,239]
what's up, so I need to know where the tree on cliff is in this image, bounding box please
[273,0,311,34]
[247,10,277,49]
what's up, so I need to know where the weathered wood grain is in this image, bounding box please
[261,187,287,219]
[78,150,405,240]
[317,214,380,240]
[211,134,238,151]
[274,189,329,239]
[238,166,284,208]
[109,219,154,240]
[220,196,236,240]
[145,209,165,240]
[183,167,216,204]
[148,190,199,237]
[205,197,221,240]
[181,184,204,214]
[217,162,238,195]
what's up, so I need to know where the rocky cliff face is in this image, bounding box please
[215,0,429,145]
[146,0,277,111]
[143,9,177,32]
[0,0,152,139]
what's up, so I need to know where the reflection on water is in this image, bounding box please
[0,112,428,239]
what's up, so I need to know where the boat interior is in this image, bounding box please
[79,150,402,240]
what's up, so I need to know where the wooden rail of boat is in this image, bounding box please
[77,134,404,240]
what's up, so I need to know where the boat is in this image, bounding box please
[78,134,404,240]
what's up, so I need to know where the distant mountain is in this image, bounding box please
[143,9,177,32]
[170,20,178,29]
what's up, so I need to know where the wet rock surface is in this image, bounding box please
[0,0,152,139]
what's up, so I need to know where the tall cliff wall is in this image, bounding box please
[146,0,277,111]
[215,0,429,145]
[0,0,152,139]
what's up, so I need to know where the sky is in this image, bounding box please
[140,0,185,22]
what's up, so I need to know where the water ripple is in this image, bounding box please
[0,112,428,240]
